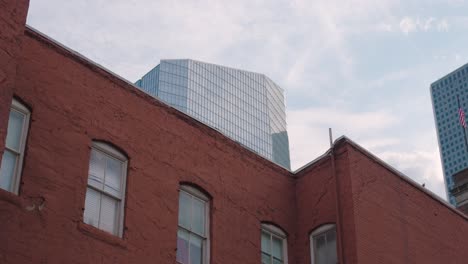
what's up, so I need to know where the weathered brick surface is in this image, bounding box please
[1,28,297,264]
[0,0,29,158]
[346,143,468,264]
[295,156,337,263]
[295,147,358,264]
[1,1,468,264]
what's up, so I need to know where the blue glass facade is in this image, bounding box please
[431,63,468,205]
[136,59,291,169]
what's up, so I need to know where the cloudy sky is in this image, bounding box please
[26,0,468,200]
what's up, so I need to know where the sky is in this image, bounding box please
[26,0,468,200]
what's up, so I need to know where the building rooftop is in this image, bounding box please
[25,24,467,220]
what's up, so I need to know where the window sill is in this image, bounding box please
[0,188,24,208]
[77,222,127,249]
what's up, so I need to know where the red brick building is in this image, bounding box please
[1,1,467,263]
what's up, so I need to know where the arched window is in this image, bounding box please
[177,185,210,264]
[0,98,30,194]
[83,141,127,237]
[261,223,288,264]
[310,224,337,264]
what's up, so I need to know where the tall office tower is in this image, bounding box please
[450,168,468,214]
[431,63,468,205]
[135,59,291,169]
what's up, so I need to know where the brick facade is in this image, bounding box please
[0,0,29,163]
[1,1,467,263]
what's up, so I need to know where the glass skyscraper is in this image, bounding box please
[431,63,468,205]
[135,59,291,169]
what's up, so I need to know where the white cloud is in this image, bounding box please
[376,23,394,32]
[26,0,451,201]
[359,138,401,150]
[26,0,400,85]
[377,150,446,199]
[437,19,450,32]
[288,106,446,200]
[288,107,399,170]
[399,16,450,35]
[400,17,418,34]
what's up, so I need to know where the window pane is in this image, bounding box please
[326,230,337,264]
[0,150,17,191]
[192,197,205,236]
[189,234,203,264]
[261,253,271,264]
[315,247,327,264]
[315,235,325,249]
[261,231,271,254]
[104,156,122,197]
[178,191,191,229]
[5,110,25,151]
[326,229,336,243]
[83,187,101,228]
[88,150,105,189]
[100,194,118,234]
[273,258,283,264]
[314,234,329,264]
[177,229,189,264]
[272,236,283,259]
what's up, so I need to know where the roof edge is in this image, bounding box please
[23,25,293,176]
[430,62,468,87]
[335,136,468,221]
[292,149,331,175]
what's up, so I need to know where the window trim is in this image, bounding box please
[84,141,128,238]
[261,223,288,264]
[309,224,336,264]
[178,184,210,264]
[1,99,31,194]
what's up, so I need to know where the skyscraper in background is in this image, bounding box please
[136,59,291,169]
[431,63,468,205]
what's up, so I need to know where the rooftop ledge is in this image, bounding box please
[23,25,468,222]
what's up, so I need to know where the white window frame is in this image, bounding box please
[261,223,288,264]
[310,224,337,264]
[177,185,210,264]
[84,141,127,237]
[0,99,30,194]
